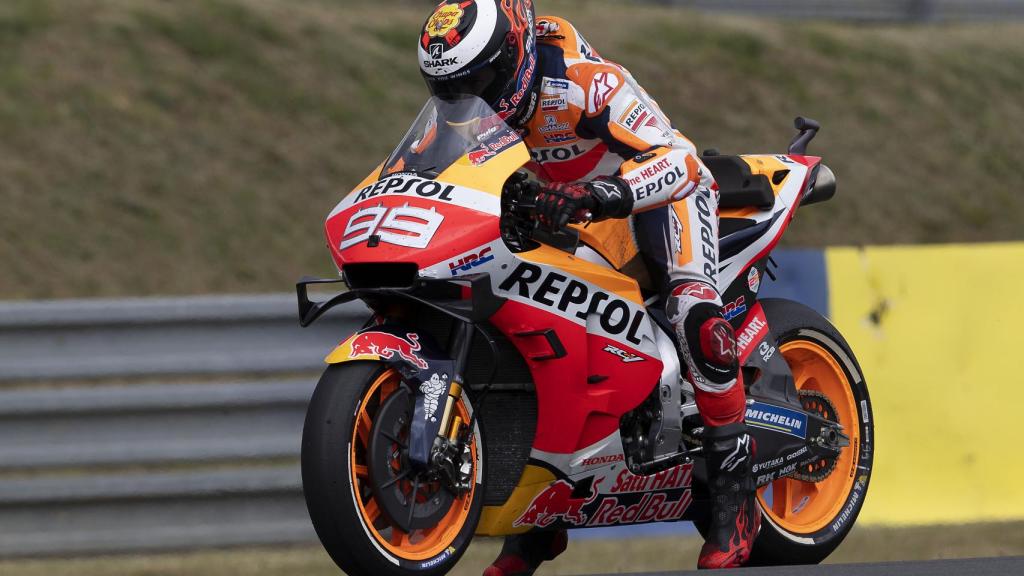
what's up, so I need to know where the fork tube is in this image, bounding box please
[439,321,473,437]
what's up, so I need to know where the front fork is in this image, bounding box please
[437,321,473,446]
[421,321,476,494]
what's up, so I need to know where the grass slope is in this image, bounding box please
[2,0,1023,298]
[2,522,1023,576]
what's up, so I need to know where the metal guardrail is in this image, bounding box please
[0,294,369,557]
[0,379,320,557]
[0,380,315,470]
[658,0,1024,21]
[0,295,367,382]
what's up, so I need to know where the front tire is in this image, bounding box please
[302,362,484,576]
[748,298,875,565]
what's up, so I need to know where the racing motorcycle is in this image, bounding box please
[298,95,873,576]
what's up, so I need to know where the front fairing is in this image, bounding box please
[324,96,528,279]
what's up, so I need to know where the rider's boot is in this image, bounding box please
[698,422,761,569]
[483,530,568,576]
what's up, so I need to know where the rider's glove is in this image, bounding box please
[535,182,591,232]
[535,177,633,232]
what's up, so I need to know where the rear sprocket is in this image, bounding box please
[792,390,839,483]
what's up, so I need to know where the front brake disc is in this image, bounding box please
[368,387,453,532]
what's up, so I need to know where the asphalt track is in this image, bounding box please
[593,556,1024,576]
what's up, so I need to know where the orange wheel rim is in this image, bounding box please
[350,369,477,561]
[757,339,859,534]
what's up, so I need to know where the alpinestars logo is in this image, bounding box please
[721,434,751,472]
[590,179,622,202]
[420,373,448,422]
[678,282,717,301]
[707,321,737,364]
[588,72,619,113]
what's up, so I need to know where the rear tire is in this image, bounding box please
[748,298,874,565]
[302,362,484,576]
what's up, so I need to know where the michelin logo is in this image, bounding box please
[745,401,808,439]
[420,373,448,423]
[420,546,457,569]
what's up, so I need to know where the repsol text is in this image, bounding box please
[498,263,645,345]
[355,175,456,203]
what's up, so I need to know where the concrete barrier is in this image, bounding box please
[827,242,1024,524]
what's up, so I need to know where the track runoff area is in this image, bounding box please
[598,556,1024,576]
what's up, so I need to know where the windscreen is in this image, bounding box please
[382,95,521,177]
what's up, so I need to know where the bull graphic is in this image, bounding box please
[513,479,600,528]
[467,146,494,166]
[419,373,448,422]
[348,332,429,370]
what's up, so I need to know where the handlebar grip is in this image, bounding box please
[523,179,542,197]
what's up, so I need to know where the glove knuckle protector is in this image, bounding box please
[537,182,588,231]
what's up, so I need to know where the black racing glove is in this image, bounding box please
[535,176,634,232]
[535,182,593,232]
[534,175,635,232]
[586,176,633,220]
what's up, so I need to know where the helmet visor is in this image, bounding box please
[424,50,513,108]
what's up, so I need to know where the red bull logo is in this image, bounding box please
[513,464,695,529]
[587,490,693,527]
[348,331,429,370]
[467,146,495,166]
[513,480,598,528]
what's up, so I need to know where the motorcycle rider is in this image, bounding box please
[417,0,760,571]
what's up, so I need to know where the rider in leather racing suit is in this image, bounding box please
[418,1,760,571]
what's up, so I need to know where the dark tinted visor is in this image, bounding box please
[425,49,513,109]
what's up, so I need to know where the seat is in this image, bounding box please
[702,152,776,210]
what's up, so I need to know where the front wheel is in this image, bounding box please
[749,298,875,565]
[302,362,484,576]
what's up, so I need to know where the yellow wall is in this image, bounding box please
[826,243,1024,525]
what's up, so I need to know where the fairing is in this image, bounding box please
[718,154,821,289]
[325,96,523,275]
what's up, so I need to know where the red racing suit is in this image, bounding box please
[519,16,744,426]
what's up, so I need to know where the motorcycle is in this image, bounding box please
[297,95,873,575]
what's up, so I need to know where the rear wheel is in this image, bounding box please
[302,362,483,576]
[749,298,874,565]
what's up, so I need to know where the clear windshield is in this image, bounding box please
[382,95,521,177]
